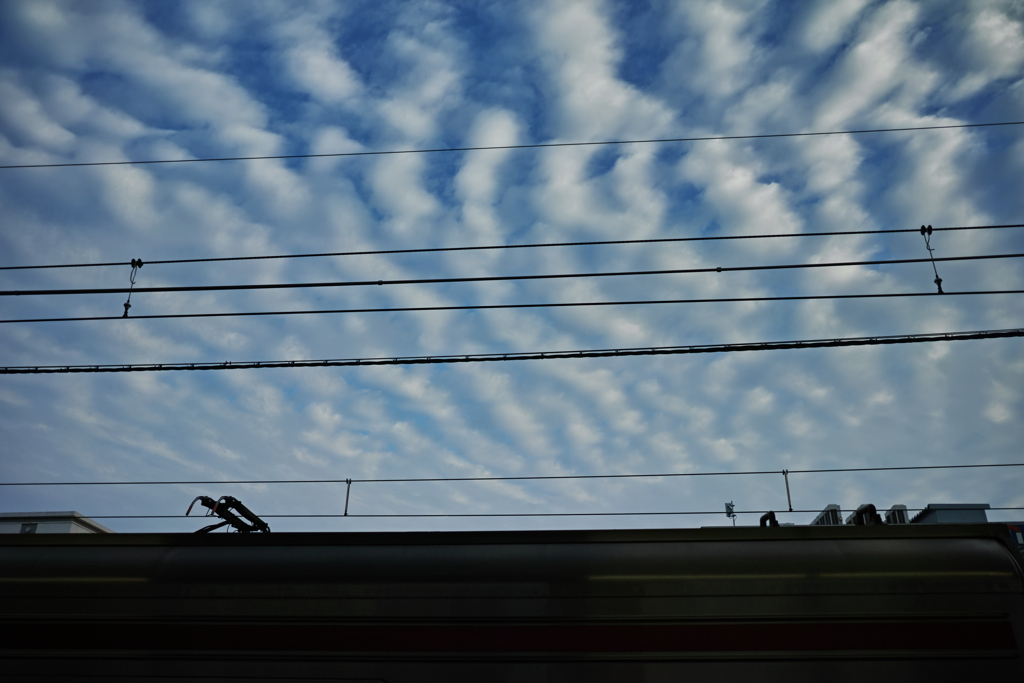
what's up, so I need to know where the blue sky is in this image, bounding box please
[1,0,1023,532]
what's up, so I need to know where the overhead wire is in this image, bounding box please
[3,290,1022,325]
[2,120,1021,170]
[56,507,1024,520]
[3,223,1022,272]
[14,465,1023,525]
[4,252,1023,297]
[4,461,1021,487]
[3,123,1020,523]
[2,327,1021,374]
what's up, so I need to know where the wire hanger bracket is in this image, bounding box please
[123,258,143,317]
[920,226,943,293]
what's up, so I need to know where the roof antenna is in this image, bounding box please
[123,258,143,317]
[919,226,943,293]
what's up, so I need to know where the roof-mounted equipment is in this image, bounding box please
[845,503,885,526]
[811,504,842,526]
[885,504,909,524]
[186,495,271,533]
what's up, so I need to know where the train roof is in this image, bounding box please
[2,521,1021,554]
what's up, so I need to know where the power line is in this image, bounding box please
[4,253,1022,297]
[63,507,1024,520]
[2,121,1021,170]
[2,327,1021,374]
[4,462,1021,487]
[3,223,1022,272]
[4,290,1021,325]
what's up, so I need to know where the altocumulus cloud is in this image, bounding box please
[0,0,1022,531]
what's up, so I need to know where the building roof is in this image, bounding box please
[0,511,114,534]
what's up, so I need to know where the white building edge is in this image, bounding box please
[0,511,113,534]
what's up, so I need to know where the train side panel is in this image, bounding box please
[2,525,1022,682]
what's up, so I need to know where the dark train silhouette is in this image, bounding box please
[2,523,1022,681]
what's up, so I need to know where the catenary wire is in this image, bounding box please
[67,508,1024,520]
[3,462,1021,487]
[4,289,1021,325]
[2,327,1021,375]
[2,120,1021,170]
[3,223,1022,272]
[4,252,1022,297]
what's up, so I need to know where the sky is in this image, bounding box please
[0,0,1023,533]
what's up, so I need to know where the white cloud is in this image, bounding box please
[375,23,463,141]
[985,381,1018,424]
[455,108,519,241]
[944,5,1024,101]
[799,0,871,54]
[812,0,931,129]
[277,12,363,105]
[308,126,364,172]
[368,154,442,233]
[661,0,765,101]
[39,75,150,140]
[679,141,803,240]
[185,0,235,39]
[531,0,675,138]
[93,161,159,229]
[0,72,76,151]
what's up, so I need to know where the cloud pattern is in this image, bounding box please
[0,0,1022,531]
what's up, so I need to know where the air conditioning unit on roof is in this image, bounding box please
[811,504,842,526]
[885,505,909,524]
